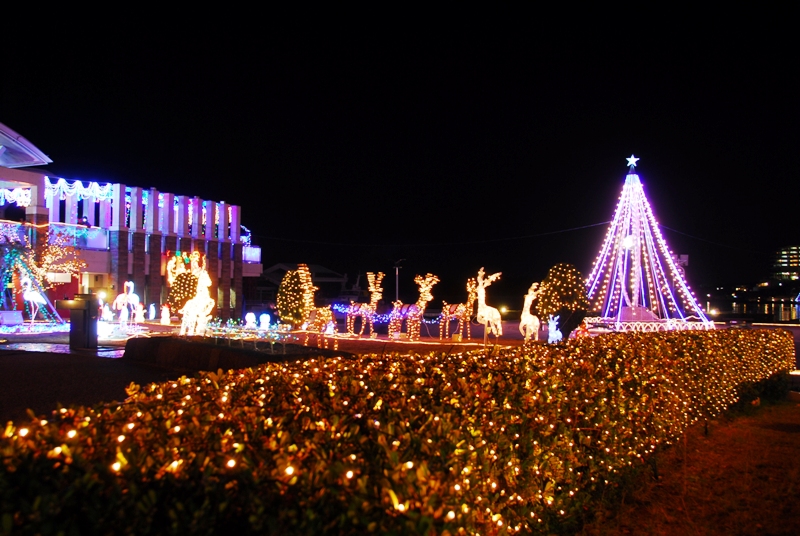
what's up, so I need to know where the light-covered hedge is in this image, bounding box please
[1,329,794,535]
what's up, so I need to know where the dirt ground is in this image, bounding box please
[580,399,800,536]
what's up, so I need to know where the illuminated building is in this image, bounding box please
[0,122,261,320]
[772,246,800,281]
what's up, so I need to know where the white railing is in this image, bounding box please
[49,222,109,250]
[243,245,261,263]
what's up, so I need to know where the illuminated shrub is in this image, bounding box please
[0,329,793,534]
[537,263,589,339]
[166,272,198,315]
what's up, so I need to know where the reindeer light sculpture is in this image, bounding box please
[388,273,439,341]
[519,282,541,342]
[547,315,562,344]
[345,271,385,337]
[440,277,478,340]
[476,267,503,337]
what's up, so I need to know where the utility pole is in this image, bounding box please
[393,259,405,302]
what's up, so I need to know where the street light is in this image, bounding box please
[394,259,405,303]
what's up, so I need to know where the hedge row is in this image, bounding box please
[1,329,794,535]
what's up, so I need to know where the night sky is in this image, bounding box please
[1,23,795,305]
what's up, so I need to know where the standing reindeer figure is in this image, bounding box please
[519,283,541,342]
[440,277,478,340]
[476,267,503,337]
[345,272,385,337]
[388,273,440,341]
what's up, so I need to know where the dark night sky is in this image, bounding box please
[1,21,796,305]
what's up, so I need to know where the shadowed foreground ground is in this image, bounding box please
[581,400,800,535]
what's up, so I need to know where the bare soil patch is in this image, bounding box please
[581,400,800,536]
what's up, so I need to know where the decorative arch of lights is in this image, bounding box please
[584,155,714,331]
[45,176,114,202]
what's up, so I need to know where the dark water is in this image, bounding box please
[706,300,800,322]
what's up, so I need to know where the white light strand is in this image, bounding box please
[0,188,31,207]
[45,177,113,202]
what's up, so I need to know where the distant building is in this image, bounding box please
[0,122,261,319]
[772,246,800,281]
[247,264,352,309]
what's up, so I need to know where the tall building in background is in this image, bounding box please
[772,246,800,281]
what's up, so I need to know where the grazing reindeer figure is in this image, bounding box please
[476,267,503,337]
[388,273,440,341]
[440,277,478,340]
[304,305,337,349]
[345,272,385,337]
[519,283,541,342]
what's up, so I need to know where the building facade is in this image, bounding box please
[0,122,261,320]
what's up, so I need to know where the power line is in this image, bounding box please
[659,225,771,255]
[251,221,612,248]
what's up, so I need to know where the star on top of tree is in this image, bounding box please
[626,154,639,168]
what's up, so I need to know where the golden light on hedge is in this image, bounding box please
[0,329,794,534]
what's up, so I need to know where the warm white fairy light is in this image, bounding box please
[388,273,439,341]
[345,271,384,337]
[440,277,478,340]
[476,268,503,336]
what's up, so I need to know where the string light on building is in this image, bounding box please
[45,176,113,202]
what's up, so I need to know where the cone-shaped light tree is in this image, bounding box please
[584,156,712,328]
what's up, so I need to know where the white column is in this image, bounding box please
[229,205,241,243]
[190,197,201,238]
[176,195,189,237]
[110,183,127,231]
[130,187,143,231]
[65,194,78,224]
[47,189,59,223]
[161,192,175,235]
[205,200,217,239]
[218,201,229,242]
[85,197,97,226]
[99,198,112,228]
[145,188,160,234]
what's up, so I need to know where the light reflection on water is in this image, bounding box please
[0,343,125,358]
[707,301,800,321]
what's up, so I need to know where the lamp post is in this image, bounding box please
[394,259,405,302]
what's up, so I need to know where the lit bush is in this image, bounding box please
[0,329,793,534]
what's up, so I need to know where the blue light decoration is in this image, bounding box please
[0,246,64,330]
[331,303,442,325]
[584,156,713,330]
